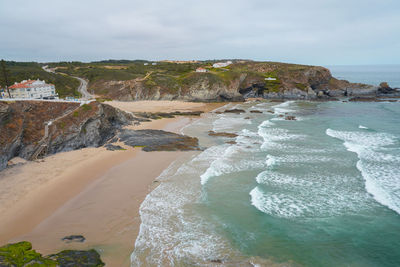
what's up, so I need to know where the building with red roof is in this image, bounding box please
[8,79,57,99]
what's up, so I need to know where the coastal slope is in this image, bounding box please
[49,60,377,101]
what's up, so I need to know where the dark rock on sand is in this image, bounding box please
[208,131,238,138]
[62,235,86,243]
[118,129,200,151]
[49,250,104,267]
[223,109,246,114]
[104,144,125,151]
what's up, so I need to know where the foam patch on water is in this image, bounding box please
[326,128,400,215]
[213,115,251,132]
[272,101,296,115]
[132,146,242,266]
[200,144,265,185]
[359,125,369,129]
[257,125,304,151]
[250,180,371,218]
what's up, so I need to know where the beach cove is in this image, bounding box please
[0,101,224,266]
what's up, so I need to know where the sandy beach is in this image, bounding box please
[0,101,225,266]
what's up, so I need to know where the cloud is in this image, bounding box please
[0,0,399,64]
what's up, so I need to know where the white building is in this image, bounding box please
[212,61,232,68]
[9,79,58,99]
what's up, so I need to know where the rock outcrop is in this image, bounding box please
[0,241,104,267]
[117,129,200,151]
[0,101,135,171]
[377,82,400,96]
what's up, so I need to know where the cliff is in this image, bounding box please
[0,101,134,170]
[52,60,377,101]
[0,100,203,171]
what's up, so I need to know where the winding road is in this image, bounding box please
[73,76,93,100]
[42,65,94,100]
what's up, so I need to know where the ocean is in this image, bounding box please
[131,66,400,266]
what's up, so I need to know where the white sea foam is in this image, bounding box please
[257,126,303,151]
[250,178,371,218]
[213,115,251,132]
[326,128,400,215]
[359,125,369,129]
[250,186,311,217]
[265,155,277,167]
[255,170,313,187]
[132,145,239,266]
[272,101,295,115]
[200,144,264,185]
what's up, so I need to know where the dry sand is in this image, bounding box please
[107,100,223,113]
[0,101,226,266]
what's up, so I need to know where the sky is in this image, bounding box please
[0,0,399,65]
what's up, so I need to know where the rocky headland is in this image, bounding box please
[0,101,201,171]
[49,60,382,101]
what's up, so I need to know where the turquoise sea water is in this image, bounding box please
[132,67,400,266]
[328,65,400,88]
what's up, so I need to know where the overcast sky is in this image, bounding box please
[1,0,399,65]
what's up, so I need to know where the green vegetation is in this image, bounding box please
[0,241,105,267]
[0,241,57,266]
[41,60,329,99]
[58,121,66,129]
[81,104,92,111]
[295,83,308,91]
[3,61,80,97]
[95,97,113,102]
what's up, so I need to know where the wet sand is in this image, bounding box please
[0,101,225,266]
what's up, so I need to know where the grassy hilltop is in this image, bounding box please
[4,59,369,101]
[47,59,351,101]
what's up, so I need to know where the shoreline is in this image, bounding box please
[0,101,226,266]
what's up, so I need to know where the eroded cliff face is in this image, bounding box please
[88,62,377,101]
[0,101,134,170]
